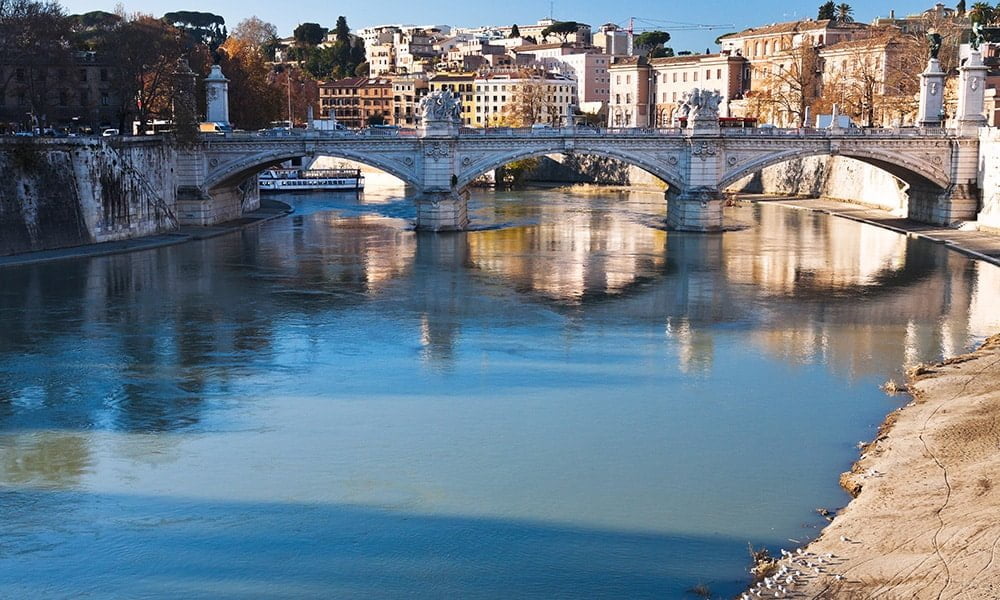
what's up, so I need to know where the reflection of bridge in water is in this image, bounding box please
[3,197,995,428]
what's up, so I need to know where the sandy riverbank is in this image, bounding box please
[750,333,1000,599]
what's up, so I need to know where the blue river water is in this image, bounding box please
[0,185,998,599]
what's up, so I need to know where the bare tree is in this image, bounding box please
[230,16,277,55]
[748,42,823,127]
[0,0,73,127]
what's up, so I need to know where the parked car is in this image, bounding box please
[101,128,120,137]
[360,124,400,137]
[258,127,293,137]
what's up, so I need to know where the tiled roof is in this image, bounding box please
[718,19,867,40]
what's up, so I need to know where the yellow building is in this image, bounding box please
[428,73,476,125]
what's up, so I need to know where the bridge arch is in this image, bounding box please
[717,146,951,193]
[455,143,686,192]
[203,147,423,192]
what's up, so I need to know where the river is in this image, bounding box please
[1,184,998,598]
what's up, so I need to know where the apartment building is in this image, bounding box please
[0,51,121,132]
[515,44,613,105]
[472,71,577,126]
[392,75,429,125]
[318,77,394,128]
[607,53,750,127]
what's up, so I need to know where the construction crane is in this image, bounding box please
[623,16,736,35]
[619,17,736,56]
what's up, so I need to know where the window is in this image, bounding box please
[717,69,722,79]
[706,70,711,80]
[673,73,677,82]
[100,92,109,106]
[683,73,687,82]
[79,68,87,82]
[626,75,631,84]
[693,72,698,81]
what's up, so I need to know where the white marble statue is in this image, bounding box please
[419,90,462,124]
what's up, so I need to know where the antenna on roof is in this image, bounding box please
[549,0,554,19]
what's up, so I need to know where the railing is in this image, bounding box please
[200,124,965,143]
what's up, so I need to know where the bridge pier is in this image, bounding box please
[907,182,979,226]
[666,188,725,232]
[415,190,469,231]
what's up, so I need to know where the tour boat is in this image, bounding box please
[258,167,364,191]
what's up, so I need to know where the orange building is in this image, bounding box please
[318,77,394,129]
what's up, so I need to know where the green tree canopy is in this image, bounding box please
[835,3,854,23]
[818,1,836,19]
[540,20,579,42]
[969,2,994,23]
[634,30,671,57]
[334,16,350,43]
[510,24,520,38]
[68,10,121,50]
[163,10,227,52]
[293,22,327,46]
[956,0,967,15]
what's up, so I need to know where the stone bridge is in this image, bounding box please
[176,55,992,232]
[176,125,980,231]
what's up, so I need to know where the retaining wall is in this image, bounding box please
[978,128,1000,230]
[0,137,177,256]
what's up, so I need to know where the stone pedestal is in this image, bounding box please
[416,191,469,231]
[954,51,988,132]
[666,188,724,231]
[918,59,946,127]
[204,65,230,125]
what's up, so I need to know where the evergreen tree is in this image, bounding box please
[335,16,350,43]
[818,1,836,19]
[510,24,520,38]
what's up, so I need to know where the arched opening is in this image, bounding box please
[718,149,951,222]
[194,148,423,225]
[456,147,684,194]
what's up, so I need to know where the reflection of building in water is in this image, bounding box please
[467,199,667,303]
[722,205,1000,380]
[724,205,909,295]
[968,262,1000,342]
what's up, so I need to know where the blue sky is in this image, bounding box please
[59,0,947,51]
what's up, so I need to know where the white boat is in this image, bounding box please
[258,166,364,191]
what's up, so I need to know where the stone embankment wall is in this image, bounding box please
[0,137,177,256]
[726,156,908,213]
[523,154,668,190]
[978,128,1000,230]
